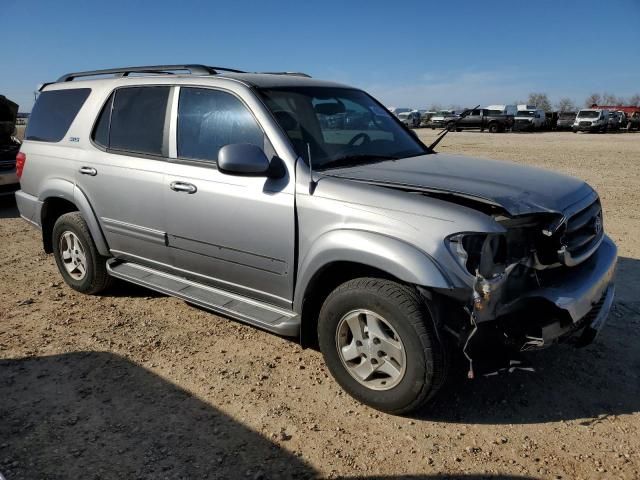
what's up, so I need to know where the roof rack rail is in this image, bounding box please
[55,64,246,83]
[259,71,312,78]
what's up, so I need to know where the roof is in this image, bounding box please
[43,64,352,91]
[217,72,349,89]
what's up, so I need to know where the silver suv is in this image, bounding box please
[16,65,616,414]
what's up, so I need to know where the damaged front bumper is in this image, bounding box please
[468,235,617,353]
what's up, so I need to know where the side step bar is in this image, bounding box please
[106,260,300,337]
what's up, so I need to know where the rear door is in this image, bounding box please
[76,86,172,268]
[163,86,295,307]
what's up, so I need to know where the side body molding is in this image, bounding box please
[293,229,453,312]
[37,178,110,256]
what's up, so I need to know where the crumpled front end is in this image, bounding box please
[441,195,617,376]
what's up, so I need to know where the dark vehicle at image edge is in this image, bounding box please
[15,65,617,414]
[0,95,21,195]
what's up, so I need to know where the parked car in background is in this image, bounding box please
[626,112,640,131]
[616,111,629,130]
[15,64,617,414]
[545,112,559,131]
[430,110,459,129]
[513,108,546,131]
[419,110,436,127]
[573,109,610,132]
[607,111,622,131]
[452,108,514,133]
[397,110,421,128]
[556,112,577,130]
[0,95,21,196]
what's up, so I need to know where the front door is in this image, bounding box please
[163,87,295,308]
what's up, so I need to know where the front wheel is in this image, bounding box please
[318,278,447,414]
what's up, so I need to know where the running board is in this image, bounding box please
[106,260,300,337]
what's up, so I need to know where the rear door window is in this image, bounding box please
[109,86,170,156]
[177,87,264,163]
[25,88,91,142]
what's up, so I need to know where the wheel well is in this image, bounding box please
[299,262,398,349]
[41,198,78,253]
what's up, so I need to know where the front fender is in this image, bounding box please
[293,229,453,312]
[38,178,110,256]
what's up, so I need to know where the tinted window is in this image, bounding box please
[92,93,114,148]
[109,87,170,156]
[177,88,264,163]
[25,88,91,142]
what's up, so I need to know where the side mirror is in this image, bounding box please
[218,144,270,176]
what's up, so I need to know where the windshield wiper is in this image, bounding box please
[427,104,480,152]
[318,154,399,170]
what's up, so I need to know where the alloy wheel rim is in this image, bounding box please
[335,309,407,391]
[59,231,87,281]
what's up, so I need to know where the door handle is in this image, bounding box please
[79,166,97,176]
[169,181,197,194]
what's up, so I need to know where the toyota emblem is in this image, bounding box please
[593,215,602,235]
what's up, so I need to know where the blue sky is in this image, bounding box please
[3,0,639,111]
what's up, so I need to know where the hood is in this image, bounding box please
[0,95,19,143]
[325,153,595,217]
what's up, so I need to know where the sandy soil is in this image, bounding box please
[1,131,639,480]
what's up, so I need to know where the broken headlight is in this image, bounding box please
[446,233,507,277]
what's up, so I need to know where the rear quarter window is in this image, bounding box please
[25,88,91,142]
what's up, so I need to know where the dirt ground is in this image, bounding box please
[1,131,639,480]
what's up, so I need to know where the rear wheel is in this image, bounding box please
[52,212,112,294]
[488,122,499,133]
[318,278,447,414]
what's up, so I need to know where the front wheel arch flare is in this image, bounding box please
[294,230,452,314]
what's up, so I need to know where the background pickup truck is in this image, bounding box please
[449,108,514,133]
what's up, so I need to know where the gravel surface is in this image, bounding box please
[1,131,638,479]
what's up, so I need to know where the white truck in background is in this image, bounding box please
[514,105,547,131]
[485,104,518,116]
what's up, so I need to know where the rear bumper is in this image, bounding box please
[14,189,43,228]
[0,167,18,195]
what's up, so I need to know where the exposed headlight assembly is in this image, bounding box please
[446,233,507,277]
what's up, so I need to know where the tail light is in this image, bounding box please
[16,152,26,179]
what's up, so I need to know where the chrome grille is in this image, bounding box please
[560,198,604,266]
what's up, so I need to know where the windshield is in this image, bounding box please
[259,87,427,170]
[517,110,535,117]
[398,112,410,119]
[577,110,600,119]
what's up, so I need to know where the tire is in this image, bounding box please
[318,278,447,414]
[446,122,456,131]
[52,212,112,294]
[488,123,499,133]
